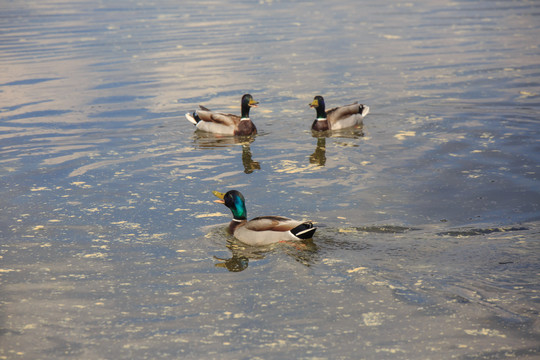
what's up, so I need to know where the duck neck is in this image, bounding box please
[240,104,251,120]
[315,104,326,120]
[230,201,247,221]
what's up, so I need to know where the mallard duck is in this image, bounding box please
[185,94,258,135]
[212,190,316,246]
[309,95,370,131]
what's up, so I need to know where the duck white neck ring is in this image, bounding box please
[240,118,250,121]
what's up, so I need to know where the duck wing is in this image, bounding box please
[244,216,302,232]
[196,109,240,127]
[326,102,360,122]
[326,102,369,130]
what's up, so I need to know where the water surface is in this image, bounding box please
[1,0,539,358]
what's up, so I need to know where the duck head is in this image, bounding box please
[213,190,247,220]
[241,94,259,119]
[310,95,326,119]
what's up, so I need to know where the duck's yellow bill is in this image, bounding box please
[310,99,318,107]
[212,190,225,203]
[249,99,259,107]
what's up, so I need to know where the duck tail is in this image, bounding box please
[360,105,370,117]
[291,222,317,240]
[185,112,200,125]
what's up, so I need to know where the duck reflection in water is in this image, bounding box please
[241,142,260,174]
[310,127,365,167]
[214,238,319,272]
[192,132,260,174]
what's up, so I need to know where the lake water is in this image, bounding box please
[1,0,540,358]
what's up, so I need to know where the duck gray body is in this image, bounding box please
[213,190,316,246]
[310,95,370,131]
[186,94,258,136]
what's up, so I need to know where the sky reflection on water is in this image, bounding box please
[1,0,540,358]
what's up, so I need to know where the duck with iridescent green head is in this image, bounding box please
[212,190,316,246]
[185,94,259,136]
[310,95,369,131]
